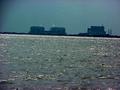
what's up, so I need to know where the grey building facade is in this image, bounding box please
[87,26,106,36]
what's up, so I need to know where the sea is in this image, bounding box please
[0,34,120,90]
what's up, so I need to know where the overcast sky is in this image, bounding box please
[1,0,120,35]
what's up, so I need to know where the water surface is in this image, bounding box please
[0,34,120,90]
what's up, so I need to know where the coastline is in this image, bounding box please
[0,33,120,38]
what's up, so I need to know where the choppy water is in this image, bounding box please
[0,34,120,90]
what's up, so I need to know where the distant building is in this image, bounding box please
[29,26,45,35]
[29,26,66,35]
[87,26,106,36]
[49,27,66,35]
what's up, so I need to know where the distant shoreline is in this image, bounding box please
[0,33,120,38]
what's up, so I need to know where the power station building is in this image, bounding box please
[87,26,106,36]
[29,25,108,36]
[29,26,45,35]
[50,27,66,35]
[29,26,66,35]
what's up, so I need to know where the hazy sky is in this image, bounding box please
[1,0,120,34]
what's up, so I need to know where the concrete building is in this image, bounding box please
[29,26,66,35]
[50,27,66,35]
[87,26,106,36]
[29,26,45,35]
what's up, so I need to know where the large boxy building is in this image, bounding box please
[29,26,45,35]
[87,26,106,36]
[29,26,66,35]
[50,27,66,35]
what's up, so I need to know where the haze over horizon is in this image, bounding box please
[1,0,120,35]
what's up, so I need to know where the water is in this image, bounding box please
[0,34,120,90]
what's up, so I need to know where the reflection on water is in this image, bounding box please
[0,34,120,90]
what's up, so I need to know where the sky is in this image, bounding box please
[1,0,120,35]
